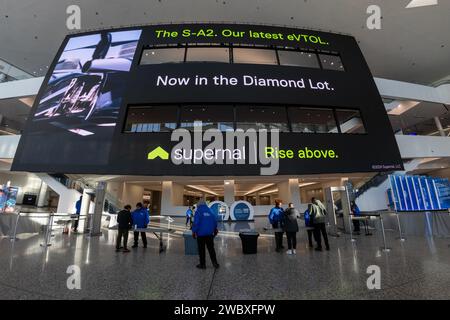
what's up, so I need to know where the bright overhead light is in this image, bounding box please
[186,185,219,196]
[97,123,116,127]
[299,182,318,188]
[259,188,278,196]
[244,183,275,196]
[406,0,438,9]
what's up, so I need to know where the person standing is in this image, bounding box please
[72,196,82,233]
[185,206,193,227]
[131,202,149,249]
[283,203,299,255]
[310,198,330,251]
[116,205,132,253]
[269,200,285,252]
[351,200,361,235]
[143,200,151,214]
[192,201,219,269]
[304,204,315,248]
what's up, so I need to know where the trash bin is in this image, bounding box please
[239,229,260,254]
[183,230,198,255]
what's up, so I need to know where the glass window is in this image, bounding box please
[186,47,230,63]
[336,109,366,134]
[236,106,289,132]
[140,48,185,64]
[278,50,320,68]
[124,105,178,132]
[233,48,278,65]
[319,54,344,71]
[180,105,234,131]
[288,107,338,133]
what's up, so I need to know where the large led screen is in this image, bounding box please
[14,29,142,168]
[12,24,403,176]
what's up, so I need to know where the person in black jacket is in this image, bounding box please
[116,205,132,253]
[283,203,300,255]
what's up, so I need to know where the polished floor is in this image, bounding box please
[1,216,450,300]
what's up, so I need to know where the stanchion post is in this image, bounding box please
[40,213,53,247]
[349,214,356,242]
[379,213,391,252]
[396,213,406,241]
[10,212,21,241]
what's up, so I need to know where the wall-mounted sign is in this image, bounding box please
[230,201,254,221]
[208,201,229,221]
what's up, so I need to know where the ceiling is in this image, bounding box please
[0,0,449,84]
[389,101,450,134]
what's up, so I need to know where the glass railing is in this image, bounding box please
[0,58,34,83]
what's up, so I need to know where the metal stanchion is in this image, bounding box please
[159,230,164,253]
[395,213,406,241]
[40,213,54,247]
[9,212,21,242]
[379,213,391,252]
[349,214,356,242]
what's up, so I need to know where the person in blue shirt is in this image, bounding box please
[268,200,285,252]
[192,201,219,269]
[72,196,82,232]
[185,206,193,227]
[131,202,150,248]
[350,200,370,235]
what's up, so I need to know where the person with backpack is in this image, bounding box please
[304,204,315,248]
[310,198,330,251]
[268,200,285,252]
[283,203,300,255]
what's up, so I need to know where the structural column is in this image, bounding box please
[276,179,301,208]
[255,192,261,205]
[90,182,106,236]
[434,116,446,137]
[161,181,184,215]
[81,188,94,233]
[161,181,173,215]
[224,180,235,207]
[37,181,48,207]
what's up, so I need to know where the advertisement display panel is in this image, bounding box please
[12,24,403,176]
[389,175,450,212]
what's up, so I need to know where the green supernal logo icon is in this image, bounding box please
[147,146,169,160]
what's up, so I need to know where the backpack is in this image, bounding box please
[269,207,283,224]
[304,209,311,227]
[312,204,326,222]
